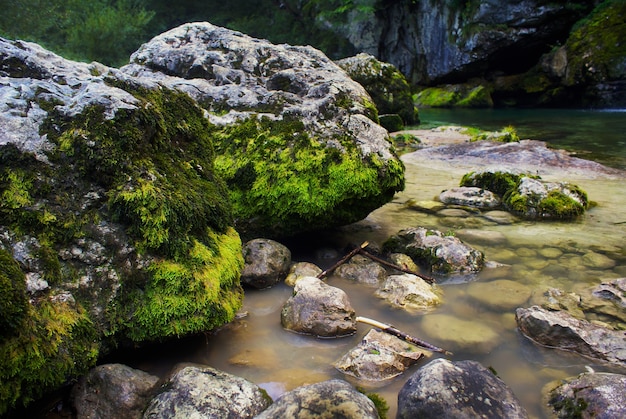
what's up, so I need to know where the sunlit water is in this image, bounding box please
[64,110,626,418]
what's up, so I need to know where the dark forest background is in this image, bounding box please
[0,0,384,66]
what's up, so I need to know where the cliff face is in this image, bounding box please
[343,0,593,85]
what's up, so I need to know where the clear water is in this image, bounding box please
[109,109,626,418]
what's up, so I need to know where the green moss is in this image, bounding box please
[549,393,589,419]
[0,298,98,414]
[565,0,626,85]
[357,387,389,419]
[414,87,459,108]
[46,82,233,259]
[379,114,404,132]
[456,85,493,108]
[213,116,404,237]
[116,227,243,342]
[537,190,587,219]
[0,249,28,338]
[464,125,519,142]
[460,171,529,196]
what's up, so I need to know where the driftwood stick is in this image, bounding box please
[356,316,452,355]
[317,241,369,279]
[357,248,436,284]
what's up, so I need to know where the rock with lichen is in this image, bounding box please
[122,22,405,239]
[337,53,419,128]
[0,37,243,414]
[460,170,589,220]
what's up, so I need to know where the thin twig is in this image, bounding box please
[357,316,452,355]
[357,248,436,284]
[317,241,369,279]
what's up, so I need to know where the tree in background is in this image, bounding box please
[0,0,154,66]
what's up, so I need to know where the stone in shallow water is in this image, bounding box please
[437,208,472,218]
[466,279,532,311]
[582,251,616,269]
[482,210,518,225]
[284,261,322,287]
[455,228,508,246]
[538,247,564,259]
[439,186,501,208]
[375,274,442,313]
[334,329,426,381]
[420,314,500,353]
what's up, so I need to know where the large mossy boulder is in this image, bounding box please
[337,53,419,128]
[122,23,405,238]
[0,37,243,413]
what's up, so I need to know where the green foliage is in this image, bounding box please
[212,116,404,237]
[0,249,28,339]
[455,85,493,108]
[0,0,155,67]
[0,299,98,414]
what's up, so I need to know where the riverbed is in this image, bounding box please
[112,109,626,419]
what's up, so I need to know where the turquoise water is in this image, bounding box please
[417,108,626,170]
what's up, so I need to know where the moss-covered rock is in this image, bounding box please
[414,83,494,108]
[121,23,405,238]
[337,53,419,126]
[460,171,589,220]
[0,38,243,413]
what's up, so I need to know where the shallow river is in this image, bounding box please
[117,109,626,418]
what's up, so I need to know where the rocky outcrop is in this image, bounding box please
[340,0,592,86]
[280,276,357,337]
[255,379,379,419]
[397,358,528,418]
[71,364,159,419]
[122,22,405,238]
[0,21,408,412]
[241,238,291,289]
[336,53,419,128]
[383,227,485,275]
[545,371,626,419]
[0,37,244,414]
[143,364,270,418]
[516,306,626,366]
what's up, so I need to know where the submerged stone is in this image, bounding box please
[420,314,500,353]
[466,279,532,311]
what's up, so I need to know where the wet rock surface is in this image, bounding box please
[546,371,626,419]
[142,364,270,419]
[516,306,626,366]
[397,358,529,419]
[71,364,159,419]
[281,276,357,337]
[256,379,379,419]
[374,273,442,313]
[383,227,485,275]
[334,328,426,381]
[241,238,291,289]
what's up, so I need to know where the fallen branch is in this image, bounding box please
[357,248,436,284]
[356,316,452,356]
[317,241,369,279]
